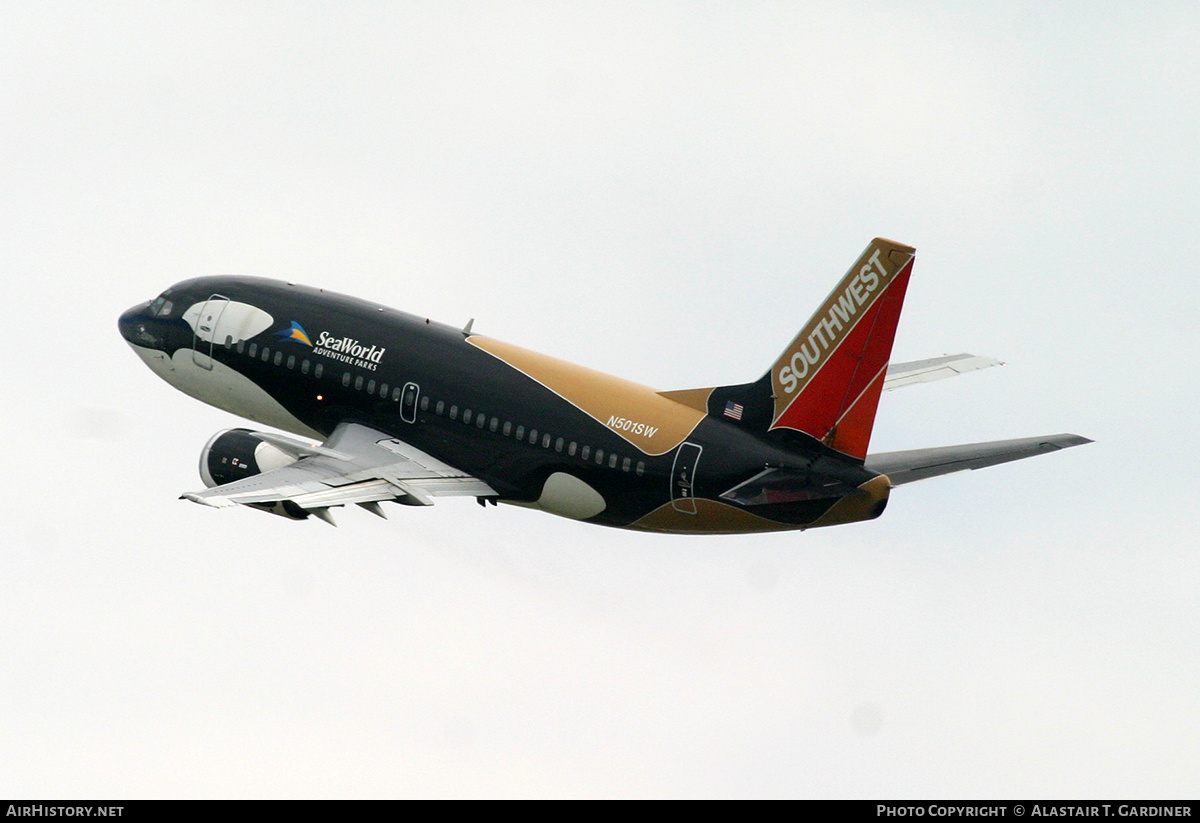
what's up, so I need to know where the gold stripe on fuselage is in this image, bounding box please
[805,474,891,529]
[630,474,892,534]
[467,336,706,456]
[655,387,714,414]
[629,498,797,534]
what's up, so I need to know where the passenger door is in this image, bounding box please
[191,294,230,370]
[670,442,702,514]
[399,381,420,423]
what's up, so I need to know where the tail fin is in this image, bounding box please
[768,238,915,459]
[659,239,915,460]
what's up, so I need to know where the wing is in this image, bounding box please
[883,353,1002,391]
[865,434,1092,485]
[182,422,496,521]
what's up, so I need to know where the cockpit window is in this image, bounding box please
[148,294,174,318]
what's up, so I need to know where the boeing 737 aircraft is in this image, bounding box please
[118,238,1089,533]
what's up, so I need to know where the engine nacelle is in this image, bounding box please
[198,428,310,520]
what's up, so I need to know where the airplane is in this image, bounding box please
[117,238,1090,534]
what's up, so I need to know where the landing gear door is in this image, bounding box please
[670,442,702,514]
[191,294,230,370]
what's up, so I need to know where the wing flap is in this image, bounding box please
[283,478,407,509]
[866,434,1092,485]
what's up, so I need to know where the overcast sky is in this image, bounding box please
[3,1,1197,798]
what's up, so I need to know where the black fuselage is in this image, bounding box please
[119,276,885,533]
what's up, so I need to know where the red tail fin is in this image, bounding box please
[769,238,915,459]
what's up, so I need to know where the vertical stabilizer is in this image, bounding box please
[769,238,915,459]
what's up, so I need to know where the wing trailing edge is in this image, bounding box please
[865,434,1092,485]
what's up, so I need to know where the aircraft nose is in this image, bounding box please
[118,302,160,348]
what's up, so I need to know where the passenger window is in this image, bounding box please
[489,417,498,432]
[287,355,295,369]
[436,401,445,415]
[595,449,604,465]
[367,379,376,394]
[237,340,245,354]
[342,372,351,387]
[542,434,551,448]
[568,442,577,457]
[529,429,538,444]
[301,359,310,374]
[393,387,402,402]
[262,347,270,362]
[477,415,486,429]
[581,445,590,461]
[503,421,512,436]
[450,405,458,420]
[555,437,564,453]
[515,425,525,440]
[463,410,472,425]
[224,336,233,349]
[420,396,430,411]
[622,457,631,472]
[609,453,618,469]
[274,351,283,366]
[354,376,364,391]
[380,383,388,397]
[314,364,323,378]
[248,343,258,357]
[636,461,645,476]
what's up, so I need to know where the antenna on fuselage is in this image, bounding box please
[462,318,475,336]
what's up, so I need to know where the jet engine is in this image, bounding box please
[198,428,311,520]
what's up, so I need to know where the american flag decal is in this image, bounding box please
[723,401,744,421]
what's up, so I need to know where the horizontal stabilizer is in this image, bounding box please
[866,434,1092,485]
[883,353,1002,391]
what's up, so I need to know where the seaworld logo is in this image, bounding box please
[275,321,314,346]
[274,321,386,370]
